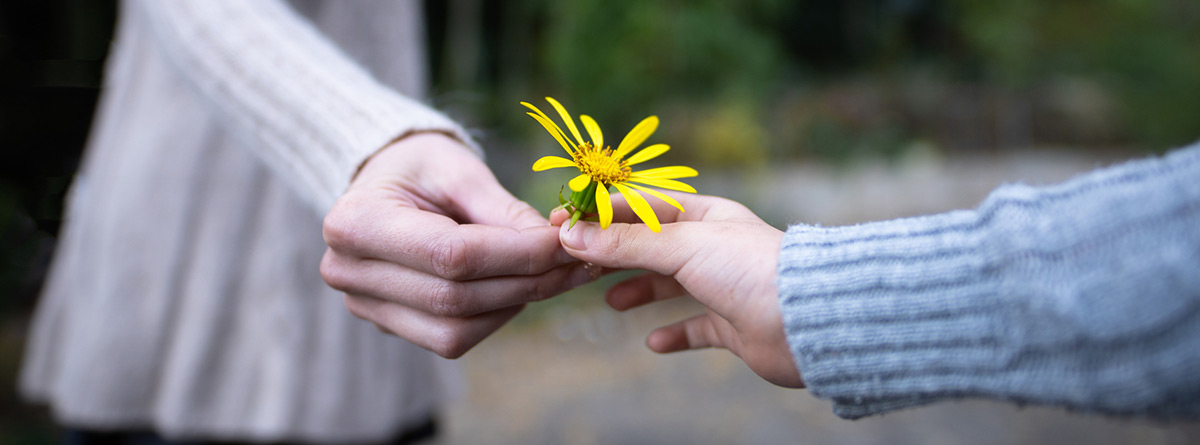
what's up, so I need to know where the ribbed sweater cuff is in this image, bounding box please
[777,143,1200,420]
[778,210,998,419]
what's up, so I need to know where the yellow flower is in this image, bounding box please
[524,97,697,233]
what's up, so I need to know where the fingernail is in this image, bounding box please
[559,221,596,250]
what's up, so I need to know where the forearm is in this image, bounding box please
[779,142,1200,419]
[131,0,476,211]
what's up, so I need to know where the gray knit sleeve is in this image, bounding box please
[778,142,1200,419]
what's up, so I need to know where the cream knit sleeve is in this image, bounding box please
[131,0,477,212]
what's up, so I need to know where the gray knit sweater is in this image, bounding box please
[778,142,1200,419]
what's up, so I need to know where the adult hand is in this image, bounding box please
[322,133,592,358]
[553,193,803,387]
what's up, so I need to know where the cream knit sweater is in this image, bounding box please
[21,1,473,442]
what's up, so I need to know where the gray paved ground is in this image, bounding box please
[443,148,1200,444]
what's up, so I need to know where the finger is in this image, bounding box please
[560,219,771,319]
[548,189,729,228]
[361,133,549,230]
[324,204,572,280]
[605,189,731,224]
[605,272,686,311]
[549,207,570,226]
[559,219,700,277]
[323,253,593,318]
[605,188,688,224]
[452,176,550,229]
[344,294,523,359]
[646,313,728,353]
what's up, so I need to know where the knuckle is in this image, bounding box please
[726,199,752,215]
[342,294,368,320]
[430,234,473,280]
[707,197,753,221]
[594,226,630,260]
[373,323,395,336]
[322,201,359,250]
[528,267,572,302]
[525,247,538,276]
[428,281,470,318]
[527,276,554,303]
[521,226,561,274]
[505,199,541,224]
[319,251,349,290]
[427,326,472,359]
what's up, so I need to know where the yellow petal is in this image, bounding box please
[630,165,699,179]
[627,177,696,193]
[522,103,576,147]
[615,184,660,232]
[526,112,576,156]
[625,183,684,212]
[520,101,552,122]
[546,97,585,147]
[596,184,613,229]
[624,144,669,166]
[615,115,659,159]
[569,174,592,192]
[580,114,603,149]
[532,156,577,171]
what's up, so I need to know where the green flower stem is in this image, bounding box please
[567,181,599,229]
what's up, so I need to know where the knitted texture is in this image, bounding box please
[20,1,463,441]
[137,0,478,213]
[778,142,1200,419]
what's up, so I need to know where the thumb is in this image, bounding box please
[454,176,548,229]
[559,220,698,276]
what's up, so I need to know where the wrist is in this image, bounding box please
[353,131,476,185]
[354,131,475,182]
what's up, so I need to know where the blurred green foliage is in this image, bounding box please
[434,0,1200,168]
[540,0,788,127]
[949,0,1200,149]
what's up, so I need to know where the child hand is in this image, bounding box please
[555,193,803,387]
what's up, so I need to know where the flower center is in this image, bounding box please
[573,141,630,185]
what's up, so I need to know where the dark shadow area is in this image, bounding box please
[0,0,116,441]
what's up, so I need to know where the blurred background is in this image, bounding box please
[3,0,1199,443]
